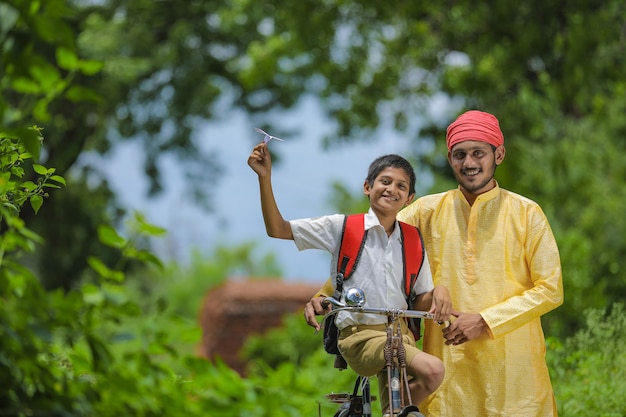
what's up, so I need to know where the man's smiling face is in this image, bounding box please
[448,140,505,200]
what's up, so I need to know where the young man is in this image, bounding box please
[305,110,564,416]
[248,142,451,411]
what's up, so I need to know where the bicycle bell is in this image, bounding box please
[344,287,365,307]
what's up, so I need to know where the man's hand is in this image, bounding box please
[304,296,331,331]
[442,312,488,345]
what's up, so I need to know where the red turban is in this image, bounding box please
[446,110,504,150]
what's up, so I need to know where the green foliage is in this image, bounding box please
[0,131,63,265]
[128,242,284,319]
[3,127,624,416]
[3,0,625,324]
[2,1,626,413]
[0,132,288,416]
[328,181,371,215]
[242,313,321,372]
[548,303,626,416]
[242,311,383,417]
[1,0,112,289]
[301,1,626,338]
[241,303,626,417]
[0,0,102,127]
[497,90,626,337]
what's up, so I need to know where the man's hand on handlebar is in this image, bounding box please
[304,296,331,331]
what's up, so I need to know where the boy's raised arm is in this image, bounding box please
[248,142,293,240]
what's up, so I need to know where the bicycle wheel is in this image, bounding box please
[333,403,351,417]
[398,405,424,417]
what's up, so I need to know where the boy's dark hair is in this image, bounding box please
[365,154,416,196]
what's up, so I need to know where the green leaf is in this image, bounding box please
[87,256,112,277]
[87,256,125,282]
[49,175,66,185]
[32,164,49,175]
[82,283,104,305]
[11,77,41,94]
[8,274,27,297]
[97,225,126,248]
[56,46,79,70]
[78,59,104,75]
[30,194,44,214]
[21,181,38,191]
[65,85,102,103]
[30,64,61,91]
[86,333,113,372]
[134,250,164,269]
[33,99,51,123]
[2,127,42,160]
[132,212,167,237]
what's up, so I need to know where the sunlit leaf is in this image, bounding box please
[30,194,43,214]
[78,59,104,75]
[97,224,126,248]
[32,164,48,175]
[56,46,78,70]
[49,175,66,185]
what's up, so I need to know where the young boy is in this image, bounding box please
[247,141,451,411]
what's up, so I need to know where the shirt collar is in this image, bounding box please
[455,180,501,205]
[365,207,402,239]
[474,180,500,204]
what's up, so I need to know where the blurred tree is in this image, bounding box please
[299,0,626,335]
[1,0,624,334]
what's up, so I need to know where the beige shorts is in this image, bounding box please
[337,322,419,377]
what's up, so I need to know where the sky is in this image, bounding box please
[96,97,418,284]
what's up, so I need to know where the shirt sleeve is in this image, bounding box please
[290,214,344,252]
[413,251,434,295]
[480,206,564,338]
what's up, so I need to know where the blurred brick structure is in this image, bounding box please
[198,279,320,375]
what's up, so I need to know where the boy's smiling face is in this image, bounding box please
[364,166,414,217]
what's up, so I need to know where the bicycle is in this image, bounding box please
[319,287,434,417]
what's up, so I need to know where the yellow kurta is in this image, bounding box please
[397,184,563,417]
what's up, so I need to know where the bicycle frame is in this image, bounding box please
[322,288,433,417]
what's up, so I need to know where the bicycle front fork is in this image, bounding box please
[389,367,402,413]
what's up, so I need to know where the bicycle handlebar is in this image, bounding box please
[322,296,435,320]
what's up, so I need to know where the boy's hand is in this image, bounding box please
[304,296,331,331]
[247,142,272,177]
[429,285,452,324]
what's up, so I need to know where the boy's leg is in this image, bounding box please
[381,336,444,412]
[339,325,443,411]
[337,326,388,376]
[406,350,444,406]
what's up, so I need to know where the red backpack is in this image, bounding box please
[333,213,426,339]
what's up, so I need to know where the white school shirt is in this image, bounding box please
[290,208,434,330]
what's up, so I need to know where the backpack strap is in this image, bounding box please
[398,221,425,296]
[333,214,426,340]
[329,214,367,370]
[337,214,368,282]
[398,221,426,339]
[337,215,424,296]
